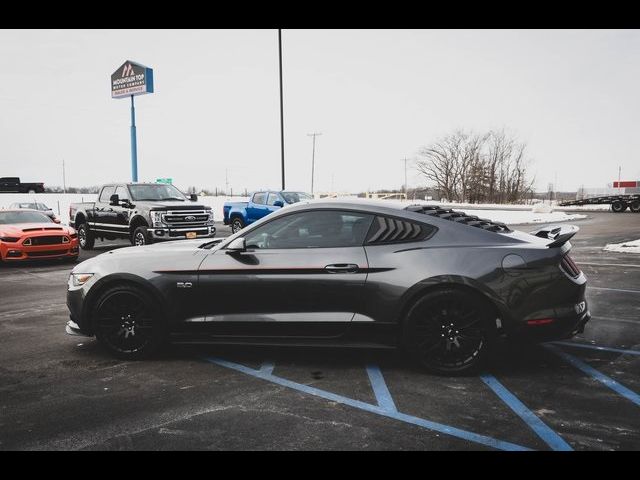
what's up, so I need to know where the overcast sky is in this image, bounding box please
[1,29,639,194]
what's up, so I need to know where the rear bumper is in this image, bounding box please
[509,307,591,342]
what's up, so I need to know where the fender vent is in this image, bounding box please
[405,205,512,233]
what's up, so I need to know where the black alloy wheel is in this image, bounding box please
[93,286,167,359]
[403,289,493,375]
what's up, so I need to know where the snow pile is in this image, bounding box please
[531,203,553,214]
[447,209,586,225]
[603,239,640,254]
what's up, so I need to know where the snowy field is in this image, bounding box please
[603,239,640,254]
[0,194,587,226]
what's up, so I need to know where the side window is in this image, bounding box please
[266,193,282,206]
[252,192,267,205]
[115,186,129,202]
[244,210,374,249]
[99,186,116,203]
[365,215,436,244]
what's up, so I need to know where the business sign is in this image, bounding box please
[613,181,638,188]
[111,60,154,99]
[156,178,173,184]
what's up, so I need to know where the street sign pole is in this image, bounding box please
[130,95,138,182]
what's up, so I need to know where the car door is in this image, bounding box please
[92,185,117,234]
[195,209,374,338]
[246,192,268,223]
[265,192,284,214]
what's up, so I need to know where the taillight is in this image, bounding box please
[560,254,581,278]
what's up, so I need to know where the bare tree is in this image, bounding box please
[416,129,534,204]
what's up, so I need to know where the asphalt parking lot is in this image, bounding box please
[1,214,639,450]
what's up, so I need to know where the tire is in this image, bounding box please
[92,284,168,359]
[231,217,245,234]
[611,201,627,213]
[630,201,640,213]
[402,288,495,375]
[77,223,95,250]
[132,226,152,246]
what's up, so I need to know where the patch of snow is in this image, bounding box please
[603,239,640,254]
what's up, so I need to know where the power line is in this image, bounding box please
[307,132,322,195]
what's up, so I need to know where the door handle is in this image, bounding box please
[324,263,359,273]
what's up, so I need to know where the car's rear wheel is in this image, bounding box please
[231,217,245,234]
[77,223,95,250]
[402,289,494,375]
[92,285,167,359]
[611,200,627,213]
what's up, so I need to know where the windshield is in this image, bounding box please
[0,211,53,224]
[281,192,313,204]
[128,184,188,202]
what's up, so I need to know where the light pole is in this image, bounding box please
[278,29,285,190]
[401,157,408,199]
[307,132,322,195]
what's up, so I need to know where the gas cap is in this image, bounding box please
[502,254,527,276]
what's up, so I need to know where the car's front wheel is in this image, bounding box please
[231,217,245,234]
[77,223,95,250]
[92,285,167,359]
[402,288,494,375]
[132,226,152,246]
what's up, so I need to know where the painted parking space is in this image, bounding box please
[199,338,640,451]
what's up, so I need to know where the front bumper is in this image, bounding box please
[0,241,79,261]
[148,225,216,241]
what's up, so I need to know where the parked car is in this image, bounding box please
[0,177,45,193]
[0,209,78,263]
[223,190,313,233]
[66,199,589,374]
[9,202,59,222]
[69,183,216,249]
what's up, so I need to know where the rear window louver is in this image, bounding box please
[366,216,431,244]
[405,205,512,233]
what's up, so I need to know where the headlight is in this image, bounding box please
[150,211,165,227]
[70,273,94,287]
[0,237,19,243]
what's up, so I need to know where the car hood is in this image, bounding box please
[136,201,210,210]
[0,223,74,236]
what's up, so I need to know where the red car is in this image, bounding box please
[0,209,79,263]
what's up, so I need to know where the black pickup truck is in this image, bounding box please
[0,177,45,193]
[69,183,216,249]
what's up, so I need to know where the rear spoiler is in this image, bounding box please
[529,224,579,248]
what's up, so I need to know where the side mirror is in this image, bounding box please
[53,217,61,224]
[225,237,246,253]
[190,193,198,202]
[109,194,120,206]
[273,200,284,207]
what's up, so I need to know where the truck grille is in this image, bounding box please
[162,210,211,226]
[560,254,581,278]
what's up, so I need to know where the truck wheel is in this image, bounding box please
[28,189,36,194]
[231,217,245,234]
[630,201,640,213]
[78,223,95,250]
[132,226,152,246]
[611,201,627,213]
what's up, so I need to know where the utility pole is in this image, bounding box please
[307,132,322,195]
[225,168,229,196]
[62,159,66,194]
[618,165,622,194]
[278,29,285,190]
[401,157,408,199]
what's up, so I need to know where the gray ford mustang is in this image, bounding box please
[66,199,590,374]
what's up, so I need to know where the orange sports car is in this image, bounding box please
[0,209,79,263]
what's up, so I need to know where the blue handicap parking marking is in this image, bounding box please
[204,356,531,451]
[480,374,573,451]
[545,344,640,407]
